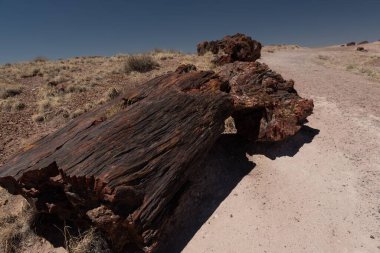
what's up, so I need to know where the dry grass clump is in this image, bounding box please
[14,101,26,111]
[64,227,111,253]
[344,64,379,79]
[106,87,120,100]
[32,114,45,123]
[46,75,70,86]
[313,43,380,81]
[71,109,85,119]
[224,116,237,134]
[0,203,35,253]
[37,98,55,113]
[20,67,43,78]
[65,85,88,93]
[0,100,14,112]
[33,56,49,63]
[317,55,329,61]
[124,55,160,73]
[262,44,301,53]
[0,86,22,99]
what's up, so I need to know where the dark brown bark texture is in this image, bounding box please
[0,69,233,252]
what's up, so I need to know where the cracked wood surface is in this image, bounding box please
[0,69,233,252]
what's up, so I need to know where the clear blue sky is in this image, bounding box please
[0,0,379,63]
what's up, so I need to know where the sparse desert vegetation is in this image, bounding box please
[0,50,214,130]
[0,189,34,253]
[313,41,380,81]
[64,228,110,253]
[262,44,301,53]
[123,54,160,73]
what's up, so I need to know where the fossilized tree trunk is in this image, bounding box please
[0,69,233,251]
[0,62,313,252]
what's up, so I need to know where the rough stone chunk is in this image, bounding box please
[197,33,262,65]
[358,40,369,45]
[218,61,314,141]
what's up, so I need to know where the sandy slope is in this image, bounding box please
[183,47,380,252]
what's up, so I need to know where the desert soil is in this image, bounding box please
[183,46,380,252]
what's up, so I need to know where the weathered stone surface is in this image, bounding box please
[358,40,369,45]
[346,42,356,46]
[197,33,262,65]
[218,61,314,141]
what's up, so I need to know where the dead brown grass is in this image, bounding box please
[312,43,380,81]
[223,116,237,134]
[63,227,110,253]
[0,86,22,99]
[124,55,160,73]
[0,202,35,253]
[0,50,215,126]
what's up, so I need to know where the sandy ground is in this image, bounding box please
[183,47,380,252]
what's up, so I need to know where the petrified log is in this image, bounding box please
[0,69,233,252]
[218,61,314,141]
[0,62,313,252]
[197,33,262,65]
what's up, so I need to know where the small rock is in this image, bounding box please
[358,40,369,45]
[175,64,197,74]
[370,235,375,239]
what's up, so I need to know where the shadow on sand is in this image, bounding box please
[247,125,320,160]
[32,126,319,252]
[158,125,319,252]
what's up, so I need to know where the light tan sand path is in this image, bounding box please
[184,48,380,253]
